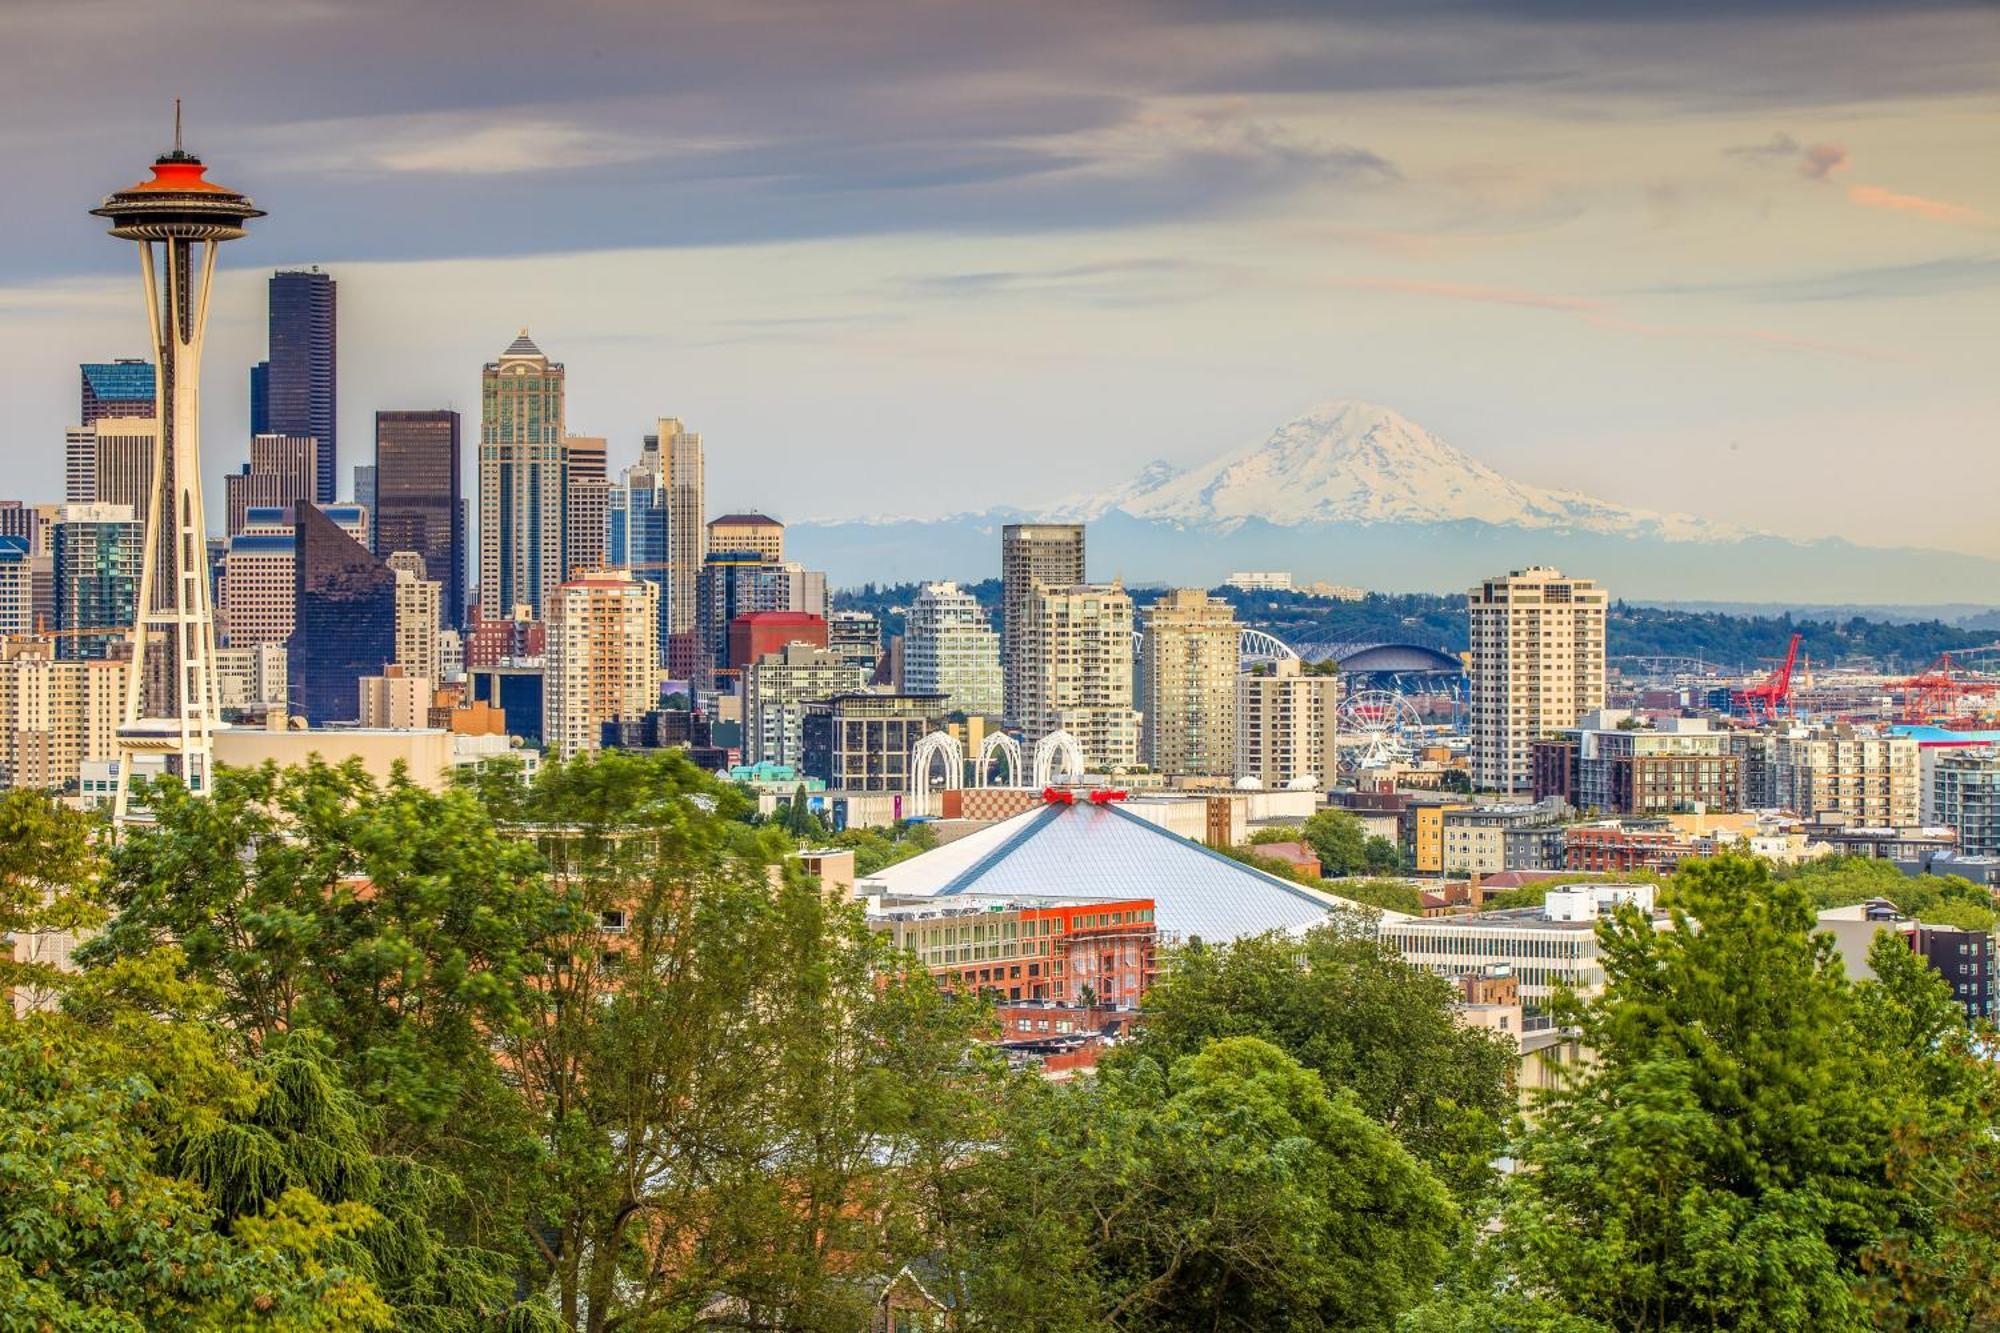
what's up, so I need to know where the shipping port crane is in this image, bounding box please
[1729,632,1801,723]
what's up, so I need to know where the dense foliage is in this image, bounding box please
[8,774,1999,1330]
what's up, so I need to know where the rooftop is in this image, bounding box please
[709,512,782,527]
[860,795,1376,942]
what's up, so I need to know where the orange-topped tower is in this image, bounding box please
[91,107,264,823]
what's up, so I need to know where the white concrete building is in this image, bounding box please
[903,581,1003,718]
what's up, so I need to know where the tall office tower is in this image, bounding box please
[479,330,567,620]
[0,536,31,639]
[352,465,376,519]
[563,434,609,580]
[218,516,298,648]
[693,553,827,688]
[827,610,882,677]
[706,512,783,563]
[1235,657,1340,790]
[1001,523,1085,728]
[289,504,396,725]
[0,503,34,547]
[743,642,867,766]
[1141,589,1240,778]
[63,430,96,504]
[904,581,1003,718]
[652,417,704,636]
[609,433,670,656]
[374,410,463,630]
[386,555,442,687]
[543,569,660,761]
[92,121,262,816]
[222,434,318,535]
[50,504,141,661]
[78,417,159,515]
[1468,566,1607,793]
[80,359,155,426]
[248,361,269,436]
[262,268,337,502]
[1017,582,1141,771]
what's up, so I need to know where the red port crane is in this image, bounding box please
[1891,652,1993,724]
[1731,632,1801,723]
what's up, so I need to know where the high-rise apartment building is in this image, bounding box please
[0,640,126,792]
[478,331,567,620]
[1141,589,1239,777]
[1016,582,1140,771]
[1001,523,1084,728]
[707,512,784,563]
[800,691,949,793]
[654,418,705,637]
[828,610,882,678]
[695,553,828,687]
[1931,748,2000,858]
[257,269,337,502]
[386,554,442,687]
[0,537,31,639]
[51,504,141,661]
[290,504,396,725]
[903,581,1003,718]
[562,434,608,581]
[79,359,154,427]
[1235,657,1339,790]
[1468,566,1607,793]
[1772,726,1918,827]
[743,642,867,766]
[543,570,660,761]
[223,434,318,536]
[374,410,463,629]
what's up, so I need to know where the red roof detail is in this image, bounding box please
[1042,787,1076,805]
[126,158,232,195]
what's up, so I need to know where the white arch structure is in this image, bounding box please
[977,731,1024,788]
[1239,628,1299,665]
[908,731,965,817]
[1032,730,1086,789]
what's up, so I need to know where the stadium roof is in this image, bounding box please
[862,797,1384,942]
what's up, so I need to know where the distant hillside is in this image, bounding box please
[832,583,1984,673]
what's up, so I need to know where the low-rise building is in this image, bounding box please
[799,691,949,793]
[1441,799,1570,876]
[1562,821,1700,874]
[867,896,1157,1006]
[1818,899,1995,1022]
[1380,883,1664,1008]
[1533,712,1740,815]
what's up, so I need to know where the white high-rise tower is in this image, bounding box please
[91,110,264,822]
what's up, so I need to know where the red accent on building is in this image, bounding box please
[1087,789,1127,805]
[926,900,1156,1006]
[1563,824,1698,874]
[1042,787,1075,805]
[465,606,545,668]
[128,158,233,194]
[727,611,827,670]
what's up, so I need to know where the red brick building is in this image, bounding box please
[869,897,1156,1006]
[728,610,827,671]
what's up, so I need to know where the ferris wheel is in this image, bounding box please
[1336,689,1422,775]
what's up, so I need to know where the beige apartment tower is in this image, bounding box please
[1469,566,1607,793]
[543,570,661,761]
[1017,582,1141,771]
[1141,589,1239,777]
[706,512,784,563]
[1235,657,1339,790]
[1001,523,1085,728]
[656,418,705,636]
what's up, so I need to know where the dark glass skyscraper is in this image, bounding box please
[79,360,155,426]
[265,269,337,503]
[374,410,463,628]
[290,503,395,724]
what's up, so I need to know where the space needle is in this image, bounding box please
[91,106,264,823]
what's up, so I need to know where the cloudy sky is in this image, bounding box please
[2,0,1995,559]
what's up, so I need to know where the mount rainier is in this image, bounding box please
[789,401,2000,603]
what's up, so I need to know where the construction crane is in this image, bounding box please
[1891,652,1995,724]
[1729,632,1801,724]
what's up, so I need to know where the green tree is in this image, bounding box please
[1363,834,1401,874]
[0,789,107,1011]
[1131,920,1515,1201]
[966,1037,1458,1330]
[1298,809,1370,877]
[1490,854,1949,1330]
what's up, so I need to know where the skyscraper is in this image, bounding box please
[1017,581,1141,771]
[478,331,566,620]
[289,504,396,725]
[352,464,376,520]
[262,269,337,503]
[694,552,827,689]
[1141,589,1239,778]
[0,536,33,640]
[655,417,704,636]
[904,581,1003,718]
[743,642,866,765]
[1468,566,1608,793]
[68,417,157,515]
[609,432,670,659]
[386,554,442,687]
[222,434,317,536]
[1001,523,1084,728]
[51,504,141,661]
[374,410,463,628]
[79,360,155,426]
[706,512,783,563]
[562,434,609,581]
[92,124,262,814]
[1235,658,1339,790]
[544,570,660,761]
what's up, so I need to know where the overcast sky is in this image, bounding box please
[2,0,1995,557]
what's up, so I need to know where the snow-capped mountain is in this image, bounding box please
[1056,400,1739,542]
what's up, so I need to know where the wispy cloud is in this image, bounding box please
[1643,253,2000,302]
[264,113,680,175]
[1845,183,1987,225]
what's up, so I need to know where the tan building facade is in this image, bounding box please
[544,570,661,761]
[0,641,127,791]
[1017,582,1141,771]
[478,331,568,619]
[1141,589,1239,778]
[1234,657,1339,790]
[1469,566,1607,793]
[1000,523,1085,728]
[656,418,705,636]
[1775,727,1919,826]
[706,512,784,563]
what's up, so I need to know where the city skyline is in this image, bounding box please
[0,0,1995,575]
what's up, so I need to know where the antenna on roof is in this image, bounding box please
[174,98,183,154]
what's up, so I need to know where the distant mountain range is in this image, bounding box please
[790,400,2000,604]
